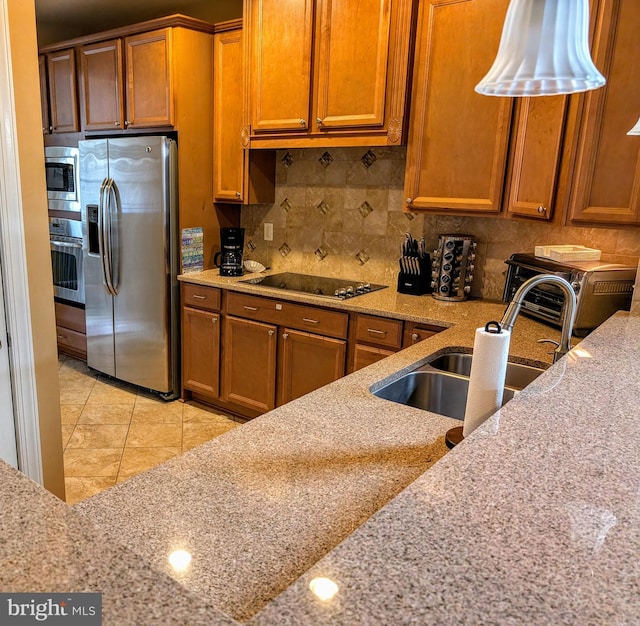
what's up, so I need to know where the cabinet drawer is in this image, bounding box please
[355,314,403,349]
[54,302,86,333]
[226,291,348,339]
[403,322,446,347]
[56,325,87,355]
[182,284,222,312]
[353,344,396,371]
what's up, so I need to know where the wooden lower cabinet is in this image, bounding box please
[54,301,86,359]
[182,306,220,399]
[353,344,396,371]
[278,328,346,405]
[222,316,278,413]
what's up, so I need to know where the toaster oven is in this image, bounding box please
[503,253,636,336]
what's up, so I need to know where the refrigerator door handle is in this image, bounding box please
[104,178,119,295]
[97,178,114,296]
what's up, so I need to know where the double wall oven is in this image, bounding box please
[46,146,84,305]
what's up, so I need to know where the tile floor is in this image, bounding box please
[58,354,242,505]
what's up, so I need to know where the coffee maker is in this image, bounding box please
[214,227,245,276]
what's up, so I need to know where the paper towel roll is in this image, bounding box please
[462,323,511,437]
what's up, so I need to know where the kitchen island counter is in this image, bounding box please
[4,269,638,623]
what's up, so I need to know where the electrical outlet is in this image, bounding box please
[264,223,274,241]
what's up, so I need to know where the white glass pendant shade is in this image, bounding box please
[475,0,606,97]
[628,118,640,136]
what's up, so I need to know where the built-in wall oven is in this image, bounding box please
[50,218,84,304]
[45,146,80,212]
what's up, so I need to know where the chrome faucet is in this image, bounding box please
[501,274,577,363]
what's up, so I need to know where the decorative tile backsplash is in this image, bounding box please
[241,147,640,301]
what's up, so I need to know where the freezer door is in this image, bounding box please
[80,139,116,377]
[108,136,175,393]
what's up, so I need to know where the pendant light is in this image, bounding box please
[475,0,606,97]
[628,118,640,136]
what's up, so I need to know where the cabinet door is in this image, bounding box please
[79,39,125,131]
[404,0,512,213]
[353,344,394,372]
[124,28,173,128]
[183,306,221,398]
[314,0,391,130]
[222,316,277,412]
[213,28,244,202]
[505,96,569,221]
[47,48,79,133]
[248,0,314,133]
[38,55,50,134]
[278,328,346,405]
[402,322,445,347]
[569,0,640,225]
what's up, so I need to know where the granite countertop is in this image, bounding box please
[5,268,638,623]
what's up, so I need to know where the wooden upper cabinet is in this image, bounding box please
[213,28,245,201]
[248,0,314,133]
[46,48,79,133]
[404,0,512,213]
[38,55,50,134]
[569,0,640,226]
[505,96,570,221]
[245,0,415,147]
[79,39,125,131]
[124,28,173,128]
[314,0,390,130]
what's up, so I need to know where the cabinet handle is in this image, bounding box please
[537,205,547,214]
[244,305,258,311]
[299,118,306,126]
[192,294,206,300]
[302,317,319,325]
[283,332,289,339]
[411,333,419,342]
[367,328,386,336]
[57,334,66,340]
[268,330,275,336]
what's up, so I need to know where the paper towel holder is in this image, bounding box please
[445,320,503,449]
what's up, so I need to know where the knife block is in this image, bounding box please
[397,256,431,295]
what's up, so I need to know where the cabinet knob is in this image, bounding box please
[235,191,241,198]
[282,332,289,339]
[411,333,419,342]
[537,205,547,214]
[406,198,413,205]
[211,317,217,323]
[268,329,275,336]
[124,120,130,127]
[316,117,323,125]
[299,119,306,127]
[114,121,120,126]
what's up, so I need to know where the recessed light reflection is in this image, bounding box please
[309,577,339,601]
[572,347,593,359]
[168,549,192,572]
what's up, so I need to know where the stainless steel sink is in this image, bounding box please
[429,352,545,390]
[372,353,546,420]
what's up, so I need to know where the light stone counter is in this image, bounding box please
[74,271,570,621]
[9,268,637,623]
[0,459,238,625]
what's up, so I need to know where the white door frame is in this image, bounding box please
[0,0,43,483]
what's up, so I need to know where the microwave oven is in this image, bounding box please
[44,146,80,212]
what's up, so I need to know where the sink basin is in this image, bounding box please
[372,353,546,420]
[429,352,544,390]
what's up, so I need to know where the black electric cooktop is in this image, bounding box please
[240,272,387,300]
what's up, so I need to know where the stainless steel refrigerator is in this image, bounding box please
[79,136,179,398]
